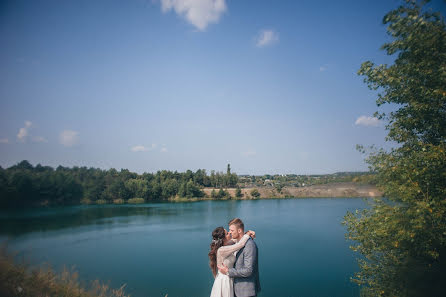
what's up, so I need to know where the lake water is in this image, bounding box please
[0,198,368,297]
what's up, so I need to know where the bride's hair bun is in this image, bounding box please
[212,226,226,242]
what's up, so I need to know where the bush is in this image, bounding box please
[235,187,243,198]
[250,189,261,198]
[217,188,231,199]
[80,198,92,205]
[211,189,217,198]
[95,199,107,205]
[127,198,145,204]
[113,199,124,204]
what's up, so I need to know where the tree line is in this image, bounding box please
[0,161,238,208]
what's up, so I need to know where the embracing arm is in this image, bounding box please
[228,240,257,278]
[217,234,251,259]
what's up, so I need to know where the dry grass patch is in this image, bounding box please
[0,246,129,297]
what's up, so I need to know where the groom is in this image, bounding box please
[218,218,261,297]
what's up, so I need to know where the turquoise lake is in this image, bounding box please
[0,198,368,297]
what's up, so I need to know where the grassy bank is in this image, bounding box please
[0,247,129,297]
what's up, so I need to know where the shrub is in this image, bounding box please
[250,189,261,198]
[211,189,217,198]
[217,188,231,199]
[235,187,243,198]
[127,198,145,204]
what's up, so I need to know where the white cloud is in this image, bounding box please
[160,147,168,153]
[59,130,80,147]
[255,29,279,47]
[161,0,227,31]
[32,136,48,143]
[355,115,380,127]
[131,145,149,152]
[131,144,157,152]
[17,121,32,142]
[242,151,257,157]
[0,138,9,144]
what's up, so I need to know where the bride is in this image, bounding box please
[208,226,255,297]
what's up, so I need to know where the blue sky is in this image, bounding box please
[1,0,445,175]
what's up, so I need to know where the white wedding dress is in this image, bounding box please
[210,234,250,297]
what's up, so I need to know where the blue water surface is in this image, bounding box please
[0,198,368,297]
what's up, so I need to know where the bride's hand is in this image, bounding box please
[246,230,256,239]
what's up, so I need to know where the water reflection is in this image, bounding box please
[0,203,195,237]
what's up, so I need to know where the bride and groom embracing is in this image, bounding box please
[208,218,261,297]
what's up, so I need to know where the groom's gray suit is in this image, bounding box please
[228,238,261,297]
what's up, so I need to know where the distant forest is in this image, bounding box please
[0,160,374,208]
[0,160,238,208]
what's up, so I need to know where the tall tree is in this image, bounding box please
[344,1,446,296]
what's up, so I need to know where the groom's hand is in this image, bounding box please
[217,264,229,275]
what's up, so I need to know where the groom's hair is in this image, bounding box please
[228,218,244,231]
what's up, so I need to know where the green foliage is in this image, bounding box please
[211,189,218,198]
[208,165,238,188]
[216,188,231,199]
[235,186,243,198]
[217,188,226,198]
[0,164,83,208]
[250,188,261,198]
[161,178,179,198]
[344,1,446,296]
[358,2,446,146]
[275,183,283,193]
[178,180,204,198]
[124,179,149,199]
[0,163,232,208]
[352,173,377,185]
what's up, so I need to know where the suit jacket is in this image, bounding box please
[228,238,261,297]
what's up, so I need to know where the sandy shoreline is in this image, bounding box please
[200,182,382,199]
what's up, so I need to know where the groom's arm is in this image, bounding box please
[228,239,256,278]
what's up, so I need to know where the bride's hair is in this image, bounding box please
[208,226,226,277]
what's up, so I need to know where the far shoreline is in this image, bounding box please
[0,182,382,210]
[84,182,382,205]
